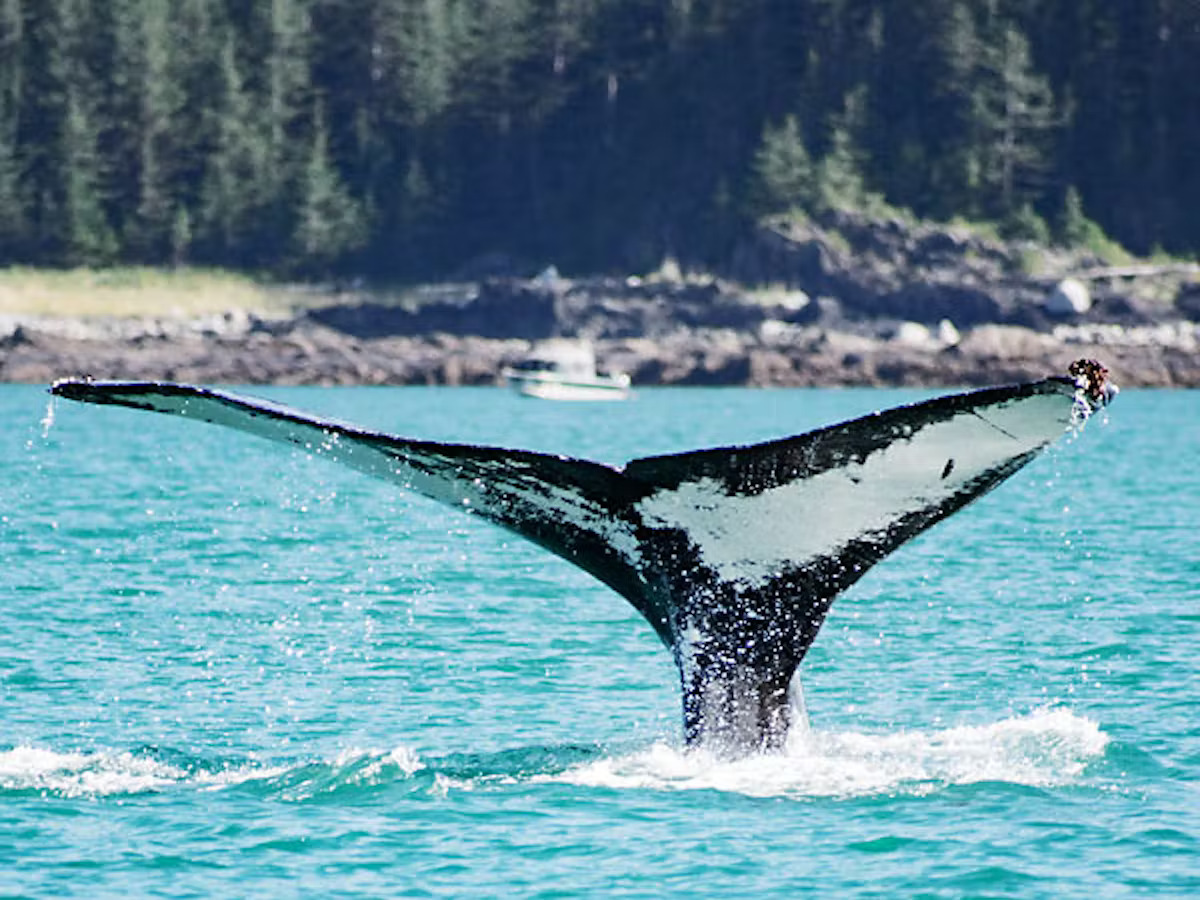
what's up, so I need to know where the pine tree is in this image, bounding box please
[197,30,271,264]
[260,0,311,249]
[291,102,366,274]
[971,22,1057,214]
[0,0,26,257]
[61,85,117,264]
[815,88,869,213]
[0,118,25,259]
[264,0,310,149]
[166,0,228,247]
[118,0,181,261]
[379,0,457,128]
[171,205,193,267]
[747,115,814,217]
[1056,184,1112,253]
[16,0,71,261]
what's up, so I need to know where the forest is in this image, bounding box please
[0,0,1196,280]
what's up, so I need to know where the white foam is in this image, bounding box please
[0,744,423,798]
[540,707,1108,799]
[0,746,186,798]
[328,744,426,779]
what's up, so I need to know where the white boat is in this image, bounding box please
[501,340,632,401]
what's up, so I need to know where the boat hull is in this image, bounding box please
[507,374,631,402]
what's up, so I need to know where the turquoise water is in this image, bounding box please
[2,383,1197,898]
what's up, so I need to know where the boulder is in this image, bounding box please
[1174,281,1200,321]
[1045,277,1092,316]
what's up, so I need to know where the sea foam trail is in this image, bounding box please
[0,745,299,798]
[542,708,1110,799]
[0,745,190,798]
[1,709,1107,801]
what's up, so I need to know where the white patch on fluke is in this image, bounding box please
[635,392,1073,585]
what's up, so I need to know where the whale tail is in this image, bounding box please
[50,361,1113,754]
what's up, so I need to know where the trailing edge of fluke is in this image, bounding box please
[50,359,1116,755]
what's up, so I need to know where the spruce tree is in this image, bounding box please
[16,0,71,261]
[379,0,457,128]
[0,0,26,257]
[291,102,366,275]
[815,89,869,213]
[0,121,25,259]
[1057,184,1110,252]
[167,0,228,248]
[121,0,181,262]
[748,115,814,217]
[197,31,271,264]
[971,22,1057,215]
[61,86,117,265]
[260,0,311,251]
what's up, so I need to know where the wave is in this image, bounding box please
[544,707,1111,798]
[0,744,293,799]
[0,741,600,801]
[0,708,1109,802]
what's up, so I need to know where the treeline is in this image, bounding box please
[0,0,1197,280]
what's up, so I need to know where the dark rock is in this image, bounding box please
[853,283,1002,326]
[10,208,1199,389]
[1178,283,1200,321]
[307,279,559,339]
[1,324,30,348]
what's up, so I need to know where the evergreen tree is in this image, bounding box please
[0,0,1196,275]
[170,205,193,266]
[0,0,26,257]
[16,0,72,261]
[1056,184,1110,252]
[971,21,1057,214]
[815,88,869,213]
[923,0,982,216]
[259,0,312,243]
[747,115,814,217]
[60,85,117,264]
[197,31,271,264]
[264,0,311,149]
[166,0,228,228]
[0,115,25,258]
[119,0,182,261]
[379,0,458,128]
[291,102,366,274]
[307,0,379,198]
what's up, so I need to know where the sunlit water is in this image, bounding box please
[2,384,1197,897]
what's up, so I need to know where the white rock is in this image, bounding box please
[1045,277,1091,316]
[894,321,934,347]
[937,318,961,345]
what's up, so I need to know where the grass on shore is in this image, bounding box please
[0,266,313,318]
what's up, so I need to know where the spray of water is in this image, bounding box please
[24,397,58,451]
[543,707,1109,799]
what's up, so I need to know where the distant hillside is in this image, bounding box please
[0,1,1196,285]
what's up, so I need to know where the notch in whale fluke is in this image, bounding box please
[49,361,1115,755]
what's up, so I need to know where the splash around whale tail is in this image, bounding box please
[50,360,1114,755]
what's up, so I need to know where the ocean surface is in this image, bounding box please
[1,382,1197,898]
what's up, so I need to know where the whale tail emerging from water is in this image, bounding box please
[51,361,1114,754]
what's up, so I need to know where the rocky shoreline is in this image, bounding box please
[4,211,1198,388]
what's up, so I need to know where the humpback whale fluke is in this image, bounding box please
[50,360,1115,755]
